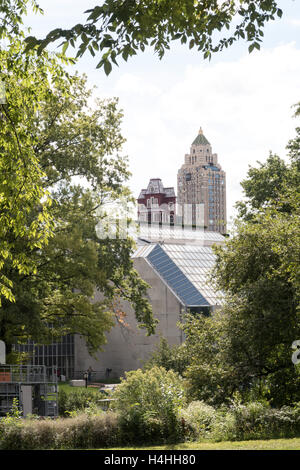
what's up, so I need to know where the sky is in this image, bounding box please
[23,0,300,229]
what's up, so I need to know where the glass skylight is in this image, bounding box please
[133,242,223,307]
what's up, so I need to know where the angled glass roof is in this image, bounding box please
[147,245,210,307]
[135,223,225,245]
[132,244,156,258]
[162,244,222,306]
[132,242,223,307]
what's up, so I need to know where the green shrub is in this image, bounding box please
[0,398,24,449]
[178,400,300,443]
[144,337,190,375]
[210,401,300,442]
[112,366,186,444]
[2,397,300,449]
[17,419,57,450]
[58,388,104,416]
[179,401,217,439]
[209,407,238,442]
[227,401,300,441]
[228,401,268,440]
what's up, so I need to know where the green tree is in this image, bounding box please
[235,153,290,220]
[0,0,41,40]
[143,336,190,376]
[112,366,186,444]
[24,0,284,73]
[181,114,300,407]
[0,3,75,306]
[0,39,75,305]
[179,312,237,405]
[0,42,156,355]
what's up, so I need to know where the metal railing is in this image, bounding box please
[73,369,123,382]
[0,365,58,384]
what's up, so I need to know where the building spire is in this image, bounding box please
[192,127,210,146]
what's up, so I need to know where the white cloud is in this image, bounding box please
[115,73,161,97]
[286,18,300,27]
[108,42,300,227]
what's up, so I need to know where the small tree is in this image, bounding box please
[112,366,186,444]
[143,337,190,376]
[181,109,300,406]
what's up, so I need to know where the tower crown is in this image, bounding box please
[192,128,210,146]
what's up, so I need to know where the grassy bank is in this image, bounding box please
[58,383,100,394]
[58,381,119,394]
[99,437,300,450]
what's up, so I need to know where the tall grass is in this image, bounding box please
[0,411,121,450]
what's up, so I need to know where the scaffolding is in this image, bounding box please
[0,365,58,417]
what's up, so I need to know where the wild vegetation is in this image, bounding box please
[0,0,299,451]
[144,116,300,408]
[0,38,156,357]
[1,368,300,449]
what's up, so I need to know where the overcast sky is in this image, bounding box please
[24,0,300,228]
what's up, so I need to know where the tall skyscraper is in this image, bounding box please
[177,128,226,233]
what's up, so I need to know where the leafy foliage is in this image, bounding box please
[210,401,300,442]
[235,153,291,219]
[0,0,42,40]
[143,336,190,376]
[0,40,156,353]
[179,312,238,405]
[24,1,284,74]
[58,388,104,416]
[0,39,73,306]
[2,397,300,448]
[179,401,217,440]
[181,197,300,406]
[112,366,186,444]
[180,111,300,407]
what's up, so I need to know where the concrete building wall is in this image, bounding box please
[74,257,184,379]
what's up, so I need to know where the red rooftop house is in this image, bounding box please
[137,178,176,226]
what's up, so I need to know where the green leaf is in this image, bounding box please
[88,45,95,57]
[103,60,112,75]
[62,41,69,55]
